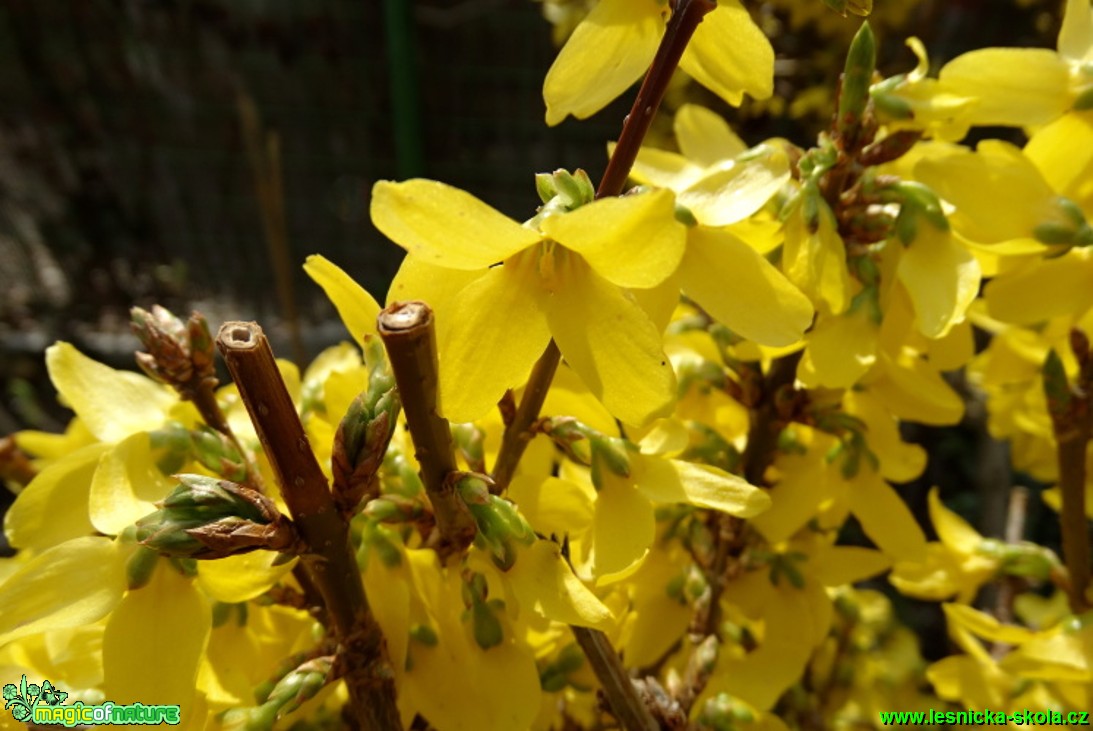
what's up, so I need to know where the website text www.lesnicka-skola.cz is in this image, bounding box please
[879,709,1090,726]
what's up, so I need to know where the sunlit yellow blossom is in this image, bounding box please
[374,178,685,426]
[936,0,1093,128]
[627,105,815,345]
[543,0,773,125]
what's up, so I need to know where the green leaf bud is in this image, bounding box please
[838,23,876,147]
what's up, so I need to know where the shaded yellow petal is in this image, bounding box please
[371,179,540,269]
[4,443,107,552]
[674,103,746,167]
[985,250,1093,324]
[507,540,614,629]
[678,144,789,227]
[543,0,664,125]
[303,254,380,352]
[810,546,891,587]
[637,456,771,517]
[871,355,965,426]
[196,551,297,603]
[679,227,812,346]
[362,538,412,679]
[544,258,675,426]
[1001,625,1093,682]
[541,189,685,288]
[940,48,1071,127]
[927,655,1009,708]
[943,603,1036,645]
[508,475,594,540]
[847,470,926,562]
[590,471,654,578]
[1059,0,1093,62]
[783,203,851,314]
[46,342,176,443]
[103,562,210,727]
[437,252,551,423]
[752,449,832,544]
[0,536,127,645]
[846,391,927,483]
[897,222,981,339]
[89,432,174,536]
[387,254,484,309]
[622,550,692,669]
[680,1,774,106]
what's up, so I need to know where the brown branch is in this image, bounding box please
[571,626,659,731]
[377,302,477,558]
[216,321,401,730]
[491,340,561,493]
[597,0,717,199]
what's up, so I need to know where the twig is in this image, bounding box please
[991,486,1029,658]
[571,626,659,731]
[1043,334,1092,613]
[596,0,717,200]
[489,0,717,495]
[491,341,561,492]
[377,302,477,558]
[216,322,401,730]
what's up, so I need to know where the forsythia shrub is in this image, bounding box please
[2,0,1093,729]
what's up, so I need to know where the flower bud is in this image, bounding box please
[837,23,876,149]
[332,370,401,515]
[136,474,296,559]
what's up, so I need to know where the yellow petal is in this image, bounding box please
[679,227,812,346]
[362,537,412,679]
[845,391,927,484]
[680,0,774,106]
[4,443,108,552]
[1058,0,1093,62]
[985,250,1093,324]
[196,551,297,603]
[507,475,594,540]
[45,342,176,443]
[809,546,891,587]
[1001,624,1093,681]
[371,179,540,269]
[678,144,789,227]
[783,203,851,315]
[928,319,975,372]
[543,0,664,125]
[437,252,551,423]
[544,258,675,426]
[1026,110,1093,216]
[846,470,926,562]
[943,603,1036,645]
[928,487,982,554]
[897,221,980,339]
[752,449,832,544]
[540,189,685,289]
[103,562,210,727]
[914,140,1062,245]
[622,550,693,669]
[508,540,614,629]
[636,456,771,518]
[927,654,1009,708]
[889,543,967,601]
[303,254,380,352]
[590,471,654,578]
[0,536,127,645]
[674,104,746,167]
[625,142,704,190]
[940,48,1071,127]
[871,354,965,426]
[89,432,174,536]
[800,309,877,389]
[387,254,484,310]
